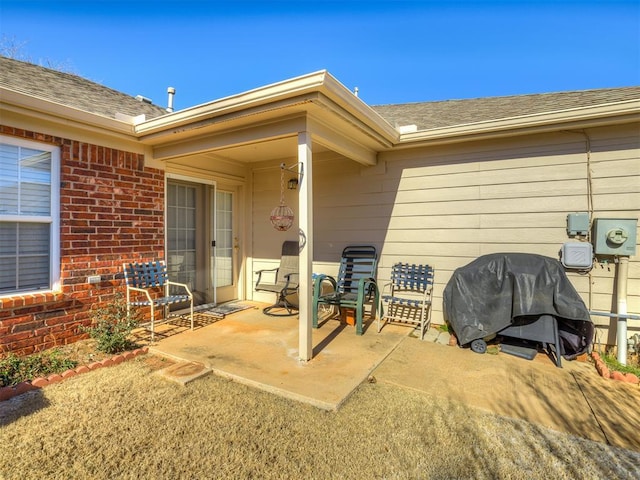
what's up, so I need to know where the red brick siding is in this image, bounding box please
[0,126,165,356]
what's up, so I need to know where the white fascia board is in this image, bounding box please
[135,70,399,148]
[318,73,398,143]
[135,71,330,136]
[309,94,395,150]
[399,99,640,145]
[0,87,137,136]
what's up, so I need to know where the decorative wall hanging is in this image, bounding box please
[270,162,303,231]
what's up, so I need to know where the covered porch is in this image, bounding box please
[138,71,398,362]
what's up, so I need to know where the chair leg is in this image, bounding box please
[263,305,298,317]
[263,293,298,317]
[190,298,194,331]
[312,299,320,328]
[355,305,364,335]
[283,297,297,315]
[150,303,155,343]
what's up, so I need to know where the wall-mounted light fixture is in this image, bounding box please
[287,178,298,190]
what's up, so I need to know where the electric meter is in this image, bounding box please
[592,219,637,256]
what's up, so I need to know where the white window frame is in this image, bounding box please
[0,135,60,295]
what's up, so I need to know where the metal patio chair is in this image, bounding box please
[378,263,434,340]
[123,260,194,342]
[255,240,299,316]
[312,245,379,335]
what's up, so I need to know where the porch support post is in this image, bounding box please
[298,131,313,362]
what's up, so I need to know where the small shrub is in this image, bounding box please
[83,293,142,354]
[0,349,78,387]
[601,352,640,377]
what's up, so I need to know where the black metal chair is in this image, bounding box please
[255,241,299,316]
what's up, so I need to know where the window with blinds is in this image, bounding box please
[0,137,59,294]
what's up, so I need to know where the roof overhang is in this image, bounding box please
[396,99,640,148]
[3,73,639,163]
[135,71,398,166]
[0,86,138,137]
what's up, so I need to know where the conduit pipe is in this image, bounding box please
[616,256,629,365]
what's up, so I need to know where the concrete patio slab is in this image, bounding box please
[149,303,410,411]
[145,302,640,452]
[372,336,640,452]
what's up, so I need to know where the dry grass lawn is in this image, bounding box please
[1,355,639,480]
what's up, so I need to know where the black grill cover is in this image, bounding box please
[443,253,594,359]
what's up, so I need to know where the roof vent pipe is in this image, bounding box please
[135,95,153,104]
[166,87,176,113]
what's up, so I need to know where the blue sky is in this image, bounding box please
[1,1,638,111]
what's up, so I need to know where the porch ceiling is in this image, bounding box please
[177,135,333,165]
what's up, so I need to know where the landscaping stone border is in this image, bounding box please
[0,347,149,402]
[591,351,639,384]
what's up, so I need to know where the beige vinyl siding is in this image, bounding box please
[250,166,300,304]
[586,125,640,343]
[250,123,639,345]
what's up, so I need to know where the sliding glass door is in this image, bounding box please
[167,179,239,306]
[214,189,238,303]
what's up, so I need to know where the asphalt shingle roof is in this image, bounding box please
[1,55,638,131]
[372,86,640,131]
[0,56,168,120]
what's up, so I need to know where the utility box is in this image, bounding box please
[561,242,593,269]
[592,218,637,256]
[566,212,590,236]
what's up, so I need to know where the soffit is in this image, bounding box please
[144,89,395,165]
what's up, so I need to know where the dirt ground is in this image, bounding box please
[55,339,174,372]
[55,339,112,365]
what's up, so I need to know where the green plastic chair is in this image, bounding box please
[312,245,379,335]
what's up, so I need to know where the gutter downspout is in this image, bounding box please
[616,256,629,365]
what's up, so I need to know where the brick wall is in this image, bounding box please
[0,126,165,356]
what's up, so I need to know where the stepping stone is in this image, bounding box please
[156,361,211,385]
